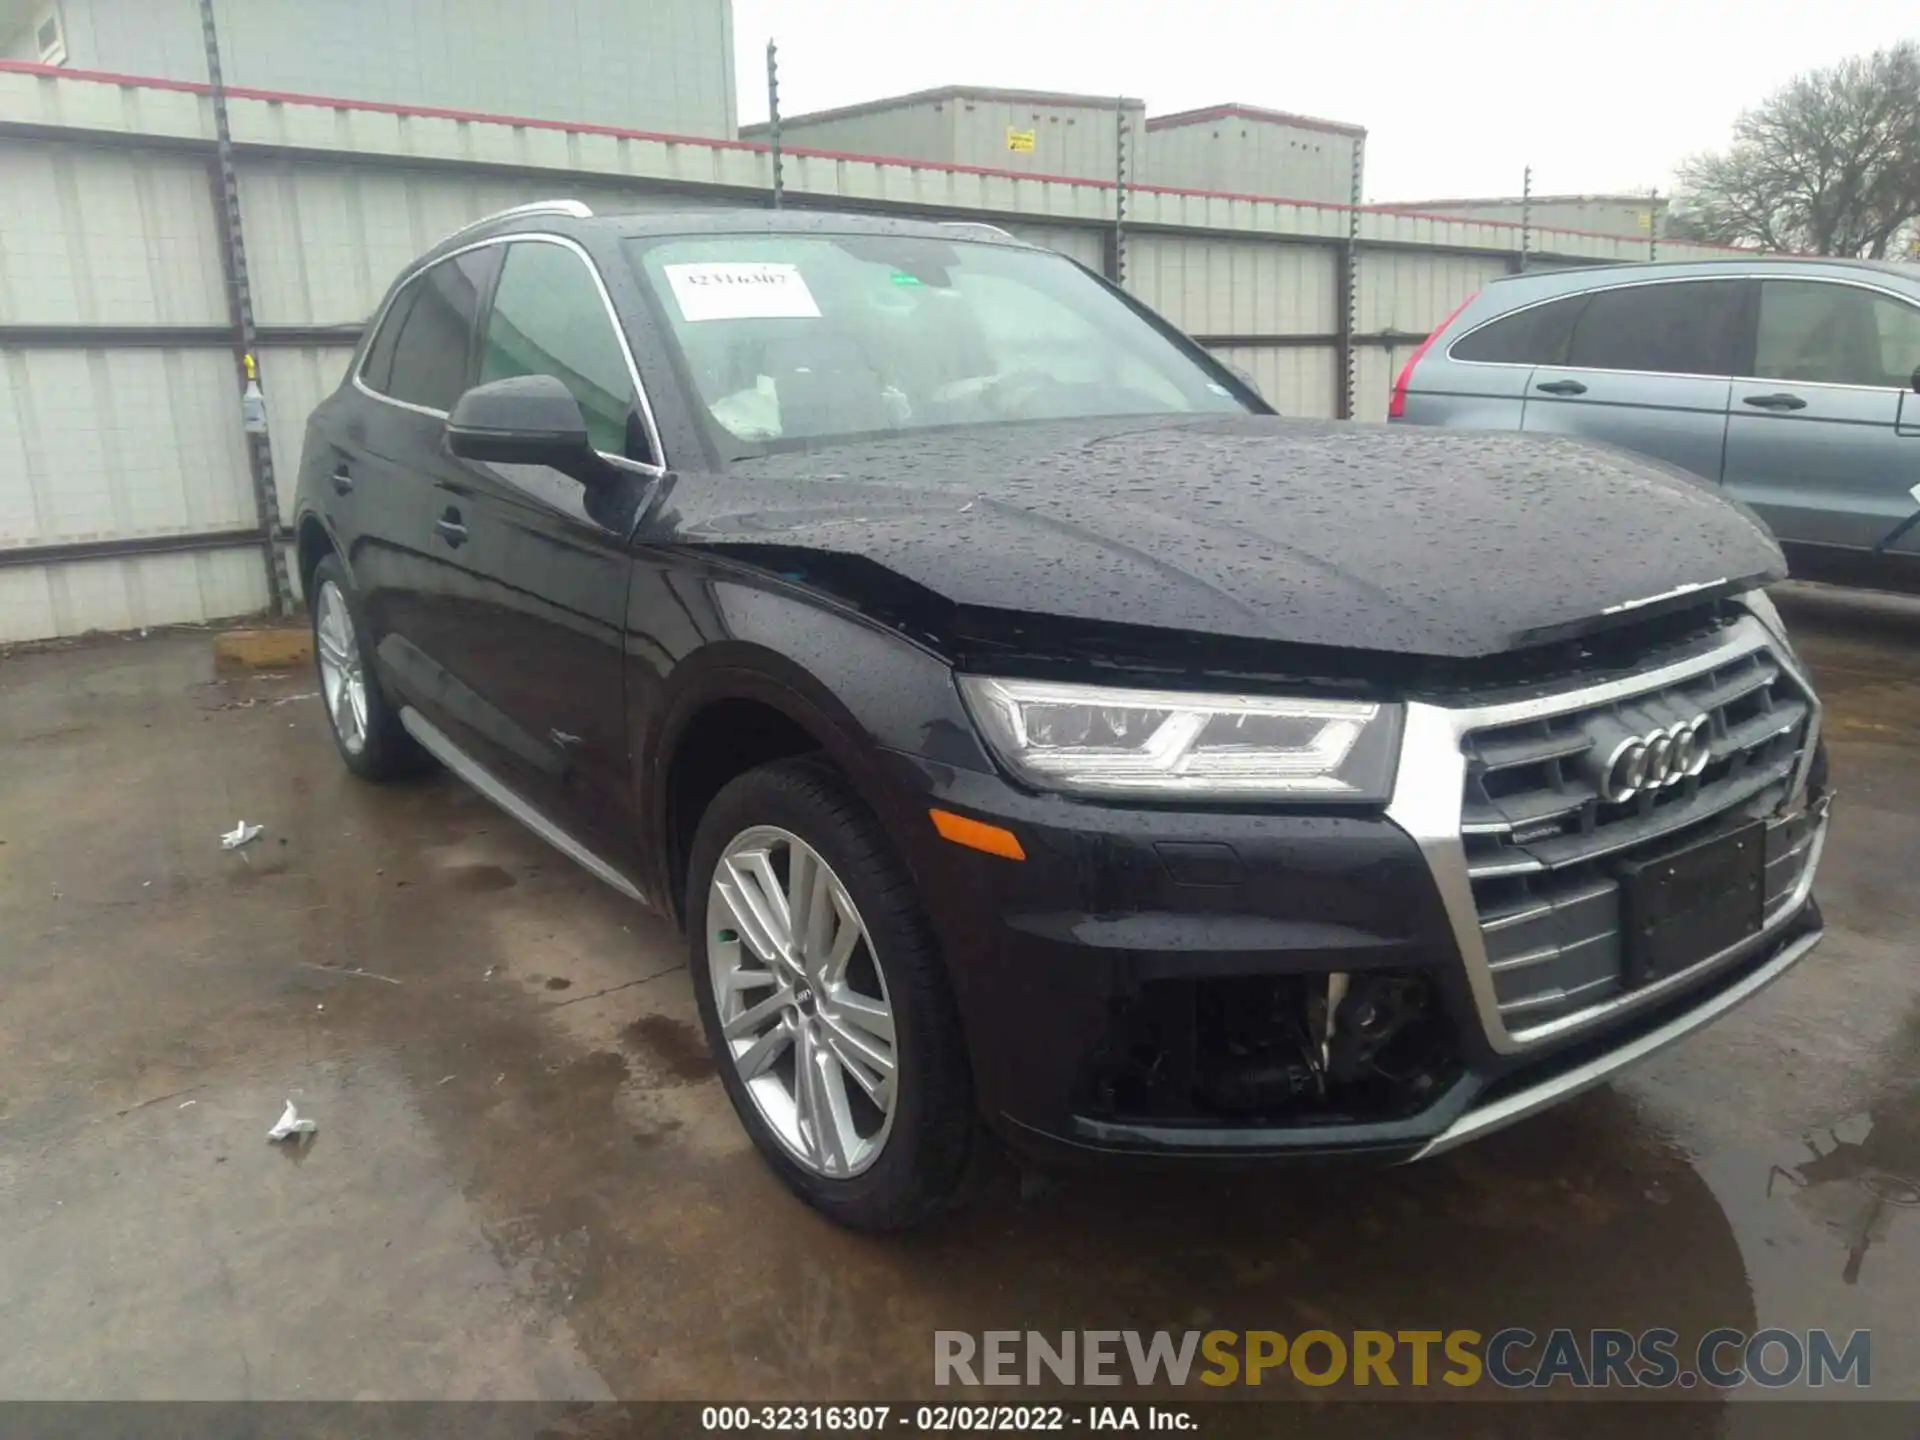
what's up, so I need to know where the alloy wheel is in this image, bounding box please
[314,580,369,756]
[706,825,898,1177]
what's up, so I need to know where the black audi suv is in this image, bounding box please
[293,201,1830,1230]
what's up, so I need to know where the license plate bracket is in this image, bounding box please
[1618,820,1765,988]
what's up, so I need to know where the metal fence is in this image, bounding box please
[0,59,1747,643]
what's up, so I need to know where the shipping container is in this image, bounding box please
[744,86,1145,184]
[1141,103,1364,206]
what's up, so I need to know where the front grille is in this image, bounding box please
[1459,645,1814,1033]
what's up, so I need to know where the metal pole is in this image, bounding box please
[1338,135,1364,420]
[1648,188,1659,262]
[765,40,783,210]
[198,0,291,617]
[1519,165,1532,273]
[1111,98,1129,286]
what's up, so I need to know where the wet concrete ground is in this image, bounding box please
[0,586,1916,1422]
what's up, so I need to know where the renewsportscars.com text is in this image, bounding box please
[934,1328,1871,1390]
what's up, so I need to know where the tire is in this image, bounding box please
[686,756,975,1231]
[309,554,428,781]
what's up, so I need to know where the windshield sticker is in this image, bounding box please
[664,262,821,322]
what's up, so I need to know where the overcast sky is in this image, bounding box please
[732,0,1916,201]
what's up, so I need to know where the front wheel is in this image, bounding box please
[686,758,974,1231]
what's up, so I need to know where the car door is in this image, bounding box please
[341,247,499,702]
[1521,278,1743,485]
[421,235,662,866]
[1721,277,1920,554]
[1412,289,1588,430]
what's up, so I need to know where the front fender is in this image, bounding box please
[631,565,993,917]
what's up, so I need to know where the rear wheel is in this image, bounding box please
[309,554,426,781]
[686,757,974,1230]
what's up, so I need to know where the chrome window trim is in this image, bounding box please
[1446,270,1920,389]
[351,232,667,477]
[1384,609,1825,1055]
[352,234,501,417]
[1443,274,1746,380]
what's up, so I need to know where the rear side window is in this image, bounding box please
[1562,279,1742,376]
[1754,280,1920,388]
[478,241,644,460]
[366,249,498,413]
[358,286,416,394]
[1449,293,1584,365]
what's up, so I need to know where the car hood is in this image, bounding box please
[677,415,1783,659]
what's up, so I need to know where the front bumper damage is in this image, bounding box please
[890,612,1831,1165]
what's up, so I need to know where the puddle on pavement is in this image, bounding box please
[1659,1041,1920,1401]
[1766,1102,1920,1286]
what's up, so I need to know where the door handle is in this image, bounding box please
[1742,392,1807,411]
[1534,379,1588,396]
[331,466,355,495]
[434,511,468,547]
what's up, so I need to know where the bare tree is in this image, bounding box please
[1674,43,1920,257]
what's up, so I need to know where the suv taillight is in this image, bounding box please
[1387,293,1477,420]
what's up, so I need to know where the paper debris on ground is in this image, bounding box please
[266,1100,317,1142]
[221,821,264,850]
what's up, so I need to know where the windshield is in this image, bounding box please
[626,232,1252,457]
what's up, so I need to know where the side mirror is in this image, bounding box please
[446,375,596,477]
[1910,364,1920,395]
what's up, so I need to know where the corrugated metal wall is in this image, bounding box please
[0,139,228,327]
[0,63,1754,643]
[1128,234,1339,336]
[0,547,268,641]
[1000,223,1107,272]
[1397,197,1665,242]
[1,349,254,541]
[0,132,269,637]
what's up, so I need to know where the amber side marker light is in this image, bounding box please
[929,808,1027,861]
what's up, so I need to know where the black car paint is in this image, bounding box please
[295,209,1802,1161]
[711,417,1785,659]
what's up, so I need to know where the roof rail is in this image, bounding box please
[940,221,1015,241]
[438,198,593,247]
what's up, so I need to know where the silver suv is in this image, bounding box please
[1390,258,1920,573]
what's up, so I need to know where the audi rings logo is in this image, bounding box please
[1601,715,1711,802]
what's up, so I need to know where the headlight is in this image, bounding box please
[957,676,1402,801]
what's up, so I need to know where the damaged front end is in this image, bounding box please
[1082,969,1463,1130]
